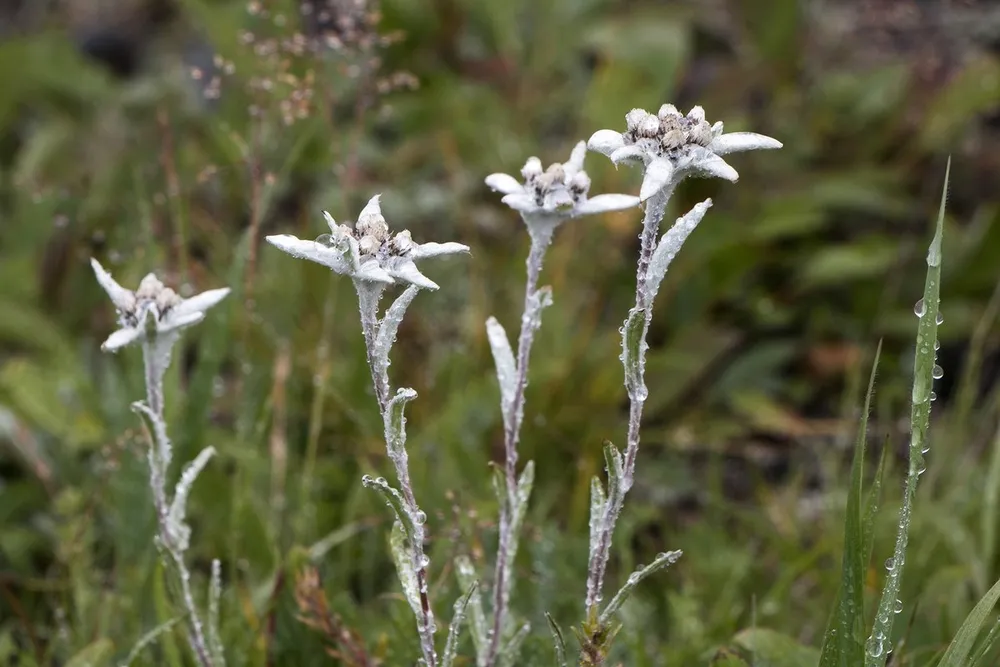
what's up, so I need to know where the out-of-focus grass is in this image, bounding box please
[0,0,999,664]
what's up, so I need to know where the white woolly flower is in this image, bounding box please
[485,141,640,234]
[266,194,469,291]
[90,259,231,352]
[588,104,782,200]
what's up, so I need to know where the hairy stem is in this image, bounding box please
[141,339,214,667]
[356,285,437,666]
[585,185,672,612]
[487,224,555,665]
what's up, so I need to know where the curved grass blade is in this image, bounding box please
[864,158,949,666]
[545,612,567,667]
[938,575,1000,667]
[819,341,882,667]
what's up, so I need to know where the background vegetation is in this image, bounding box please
[1,0,999,664]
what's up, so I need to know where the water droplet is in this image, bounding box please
[413,510,427,525]
[419,554,430,568]
[894,598,903,613]
[932,365,944,379]
[361,474,373,484]
[934,339,940,350]
[375,476,387,485]
[885,557,895,572]
[936,312,944,325]
[913,299,926,317]
[930,391,937,402]
[866,636,885,658]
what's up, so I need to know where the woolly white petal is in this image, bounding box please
[640,159,675,200]
[386,259,439,291]
[609,145,648,166]
[323,210,340,234]
[159,311,206,333]
[101,326,144,352]
[354,258,395,284]
[501,193,540,213]
[708,132,782,156]
[411,242,471,259]
[573,194,641,216]
[484,173,525,196]
[587,129,625,157]
[266,234,352,274]
[565,140,588,177]
[358,194,383,224]
[171,288,230,319]
[694,154,739,182]
[90,258,136,311]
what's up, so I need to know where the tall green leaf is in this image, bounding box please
[864,158,949,666]
[819,341,882,667]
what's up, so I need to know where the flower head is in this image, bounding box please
[266,195,469,291]
[90,259,230,352]
[588,105,782,200]
[485,141,640,231]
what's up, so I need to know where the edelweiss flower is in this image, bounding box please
[588,105,782,200]
[91,259,231,352]
[266,195,468,291]
[485,141,640,230]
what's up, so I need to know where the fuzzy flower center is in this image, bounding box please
[520,157,592,210]
[623,105,714,159]
[319,210,416,259]
[121,274,182,327]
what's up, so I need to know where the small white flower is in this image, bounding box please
[588,104,782,200]
[90,259,230,352]
[266,194,469,291]
[485,141,640,230]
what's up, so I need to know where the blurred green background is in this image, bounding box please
[2,0,1000,664]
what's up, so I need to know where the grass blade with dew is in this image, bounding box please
[864,158,950,666]
[937,575,1000,667]
[819,340,882,667]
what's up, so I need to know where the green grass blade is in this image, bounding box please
[864,157,949,667]
[862,436,890,569]
[819,341,882,667]
[982,426,1000,583]
[938,575,1000,667]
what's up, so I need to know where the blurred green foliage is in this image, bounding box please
[1,0,999,664]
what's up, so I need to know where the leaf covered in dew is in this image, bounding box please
[384,387,418,462]
[166,446,216,552]
[485,316,517,431]
[455,555,488,665]
[442,580,478,667]
[373,285,421,385]
[865,159,949,667]
[389,520,422,618]
[599,549,682,624]
[621,308,647,401]
[588,476,607,564]
[362,474,416,541]
[645,198,712,301]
